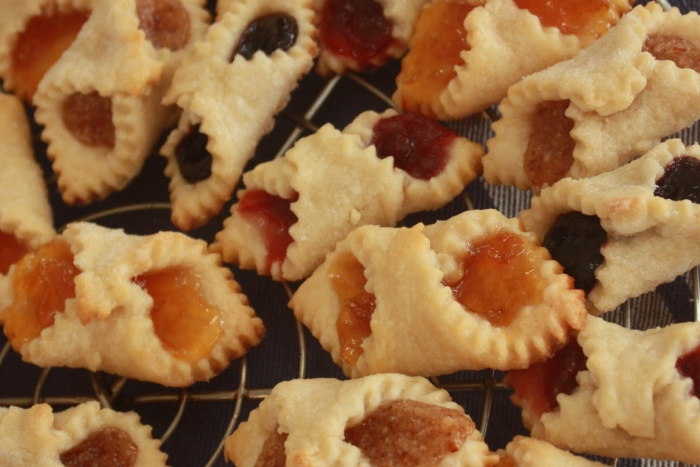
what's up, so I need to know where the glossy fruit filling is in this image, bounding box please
[10,10,89,101]
[643,34,700,74]
[232,14,298,61]
[59,426,138,467]
[2,238,79,351]
[654,156,700,203]
[255,427,288,467]
[371,112,456,180]
[134,268,223,363]
[677,343,700,398]
[62,92,115,148]
[445,231,549,327]
[331,252,376,366]
[523,100,575,188]
[174,124,212,183]
[320,0,393,66]
[136,0,190,51]
[237,190,298,274]
[543,212,607,294]
[344,399,473,465]
[504,339,587,418]
[0,231,29,276]
[395,0,479,116]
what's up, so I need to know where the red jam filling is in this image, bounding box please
[370,112,456,180]
[643,34,700,74]
[0,231,29,275]
[237,190,298,274]
[676,343,700,398]
[136,0,191,51]
[59,426,138,467]
[62,92,115,148]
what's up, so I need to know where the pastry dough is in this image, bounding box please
[289,209,586,378]
[212,109,483,282]
[224,373,498,467]
[160,0,318,231]
[497,436,605,467]
[506,316,700,464]
[393,0,633,120]
[520,139,700,314]
[0,402,167,466]
[0,222,265,387]
[483,3,700,191]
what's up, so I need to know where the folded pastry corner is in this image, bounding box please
[497,436,606,467]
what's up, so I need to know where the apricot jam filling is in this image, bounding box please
[2,238,79,351]
[59,426,138,467]
[523,100,575,188]
[255,427,289,467]
[10,10,89,101]
[654,156,700,204]
[344,399,473,465]
[0,231,29,276]
[136,0,191,51]
[643,34,700,74]
[676,343,700,398]
[445,231,548,327]
[331,252,376,366]
[395,0,481,116]
[62,92,115,148]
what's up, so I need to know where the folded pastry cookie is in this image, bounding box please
[497,436,605,467]
[160,0,318,231]
[32,0,209,204]
[289,209,586,378]
[505,315,700,464]
[0,222,265,387]
[212,109,483,282]
[393,0,633,120]
[520,139,700,314]
[483,2,700,191]
[225,373,498,467]
[0,402,167,466]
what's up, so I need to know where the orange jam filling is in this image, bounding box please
[445,231,548,327]
[10,10,89,102]
[495,456,518,467]
[331,252,376,366]
[523,100,575,188]
[643,35,700,74]
[60,426,138,467]
[395,0,480,116]
[0,231,29,275]
[62,92,115,148]
[2,238,79,351]
[136,0,191,51]
[134,268,223,363]
[254,427,288,467]
[344,399,474,465]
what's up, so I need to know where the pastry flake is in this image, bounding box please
[497,436,606,467]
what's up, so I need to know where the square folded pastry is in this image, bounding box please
[520,139,700,314]
[212,108,483,282]
[483,2,700,191]
[0,222,265,387]
[224,373,498,467]
[504,315,700,464]
[0,402,167,466]
[32,0,209,204]
[160,0,318,231]
[497,436,606,467]
[393,0,634,120]
[289,209,586,378]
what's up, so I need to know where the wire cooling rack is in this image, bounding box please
[1,0,700,466]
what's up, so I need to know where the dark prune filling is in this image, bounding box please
[542,212,607,294]
[677,343,700,398]
[174,124,212,184]
[231,14,298,61]
[654,155,700,204]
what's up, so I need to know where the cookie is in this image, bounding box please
[497,436,606,467]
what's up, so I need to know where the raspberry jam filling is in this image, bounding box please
[504,339,587,418]
[10,10,89,101]
[677,343,700,397]
[2,238,79,351]
[0,231,29,276]
[371,112,456,180]
[174,124,212,183]
[445,231,549,327]
[344,399,473,465]
[654,156,700,203]
[543,212,607,294]
[62,92,115,148]
[136,0,191,51]
[232,14,298,61]
[643,34,700,74]
[59,426,138,467]
[331,252,376,366]
[523,100,575,188]
[320,0,393,67]
[255,427,288,467]
[237,190,298,274]
[395,0,479,116]
[134,268,223,363]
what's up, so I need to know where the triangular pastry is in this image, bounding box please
[224,374,498,467]
[289,209,586,378]
[212,109,483,282]
[497,436,606,467]
[0,222,265,387]
[159,0,318,231]
[483,3,700,191]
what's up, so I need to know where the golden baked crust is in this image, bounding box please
[497,436,605,467]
